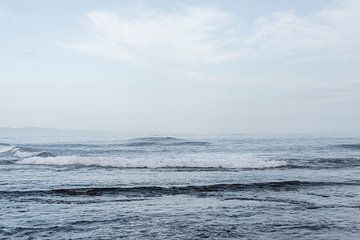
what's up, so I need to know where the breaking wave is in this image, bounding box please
[0,144,15,154]
[15,154,286,169]
[0,144,54,159]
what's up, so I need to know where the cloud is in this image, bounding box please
[243,0,360,93]
[65,1,360,67]
[65,5,239,66]
[244,0,360,61]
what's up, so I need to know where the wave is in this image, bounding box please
[279,157,360,169]
[0,144,55,159]
[15,154,286,169]
[336,144,360,150]
[125,137,210,147]
[168,141,209,146]
[1,137,209,161]
[13,148,55,158]
[315,157,360,167]
[0,144,15,154]
[131,137,181,142]
[1,180,359,197]
[12,148,38,158]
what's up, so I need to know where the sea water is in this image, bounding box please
[1,135,360,239]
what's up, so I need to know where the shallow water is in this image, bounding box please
[1,135,360,239]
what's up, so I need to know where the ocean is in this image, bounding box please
[1,134,360,239]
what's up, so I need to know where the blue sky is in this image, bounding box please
[0,0,359,134]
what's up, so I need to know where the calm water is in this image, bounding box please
[1,135,360,239]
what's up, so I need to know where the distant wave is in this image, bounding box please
[0,144,55,158]
[1,180,359,198]
[125,137,210,147]
[131,137,181,141]
[315,157,360,167]
[15,154,286,169]
[336,144,360,150]
[279,157,360,169]
[0,137,209,160]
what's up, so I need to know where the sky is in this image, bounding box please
[0,0,359,134]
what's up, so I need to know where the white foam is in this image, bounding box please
[0,145,14,154]
[0,145,39,157]
[12,148,39,158]
[16,153,287,169]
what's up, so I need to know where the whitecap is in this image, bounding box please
[16,153,287,169]
[0,145,14,154]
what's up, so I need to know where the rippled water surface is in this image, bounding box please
[1,135,360,239]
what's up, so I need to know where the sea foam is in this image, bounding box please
[0,145,14,154]
[16,153,286,169]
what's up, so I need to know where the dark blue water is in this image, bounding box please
[1,135,360,239]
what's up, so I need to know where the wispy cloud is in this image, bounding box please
[65,1,360,66]
[244,0,360,61]
[64,5,239,66]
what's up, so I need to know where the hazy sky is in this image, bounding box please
[1,0,359,134]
